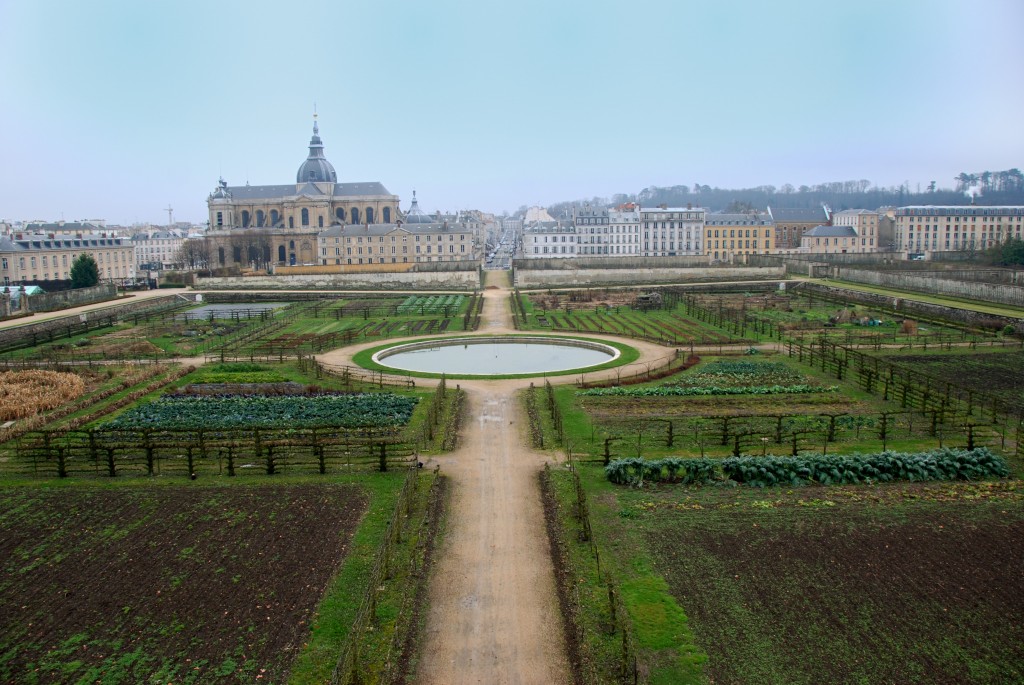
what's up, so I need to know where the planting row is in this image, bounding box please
[104,392,418,430]
[605,447,1010,487]
[579,383,836,397]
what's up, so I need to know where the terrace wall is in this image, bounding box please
[828,267,1024,307]
[513,264,784,288]
[0,293,189,348]
[23,283,118,313]
[802,282,1024,330]
[196,269,480,291]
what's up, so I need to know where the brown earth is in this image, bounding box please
[648,497,1024,684]
[0,485,367,684]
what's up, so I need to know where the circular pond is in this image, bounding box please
[371,337,620,376]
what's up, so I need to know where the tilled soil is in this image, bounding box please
[650,500,1024,684]
[0,485,367,684]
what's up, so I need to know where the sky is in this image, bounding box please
[1,0,1022,224]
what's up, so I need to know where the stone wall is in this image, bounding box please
[803,282,1024,331]
[830,267,1024,308]
[513,265,784,288]
[0,294,187,348]
[24,283,118,313]
[196,269,480,291]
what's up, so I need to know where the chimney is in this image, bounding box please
[687,203,692,210]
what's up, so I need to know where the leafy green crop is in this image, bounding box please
[103,393,418,430]
[579,383,836,397]
[605,448,1010,487]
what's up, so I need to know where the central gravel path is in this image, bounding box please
[415,277,573,684]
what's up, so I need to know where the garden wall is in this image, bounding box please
[803,282,1024,330]
[829,267,1024,307]
[513,265,784,288]
[0,294,188,348]
[23,283,118,313]
[196,269,480,291]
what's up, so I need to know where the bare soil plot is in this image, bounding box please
[635,484,1024,684]
[876,350,1024,415]
[0,484,367,684]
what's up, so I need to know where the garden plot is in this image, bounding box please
[874,349,1024,416]
[0,484,369,684]
[177,302,292,320]
[627,482,1024,684]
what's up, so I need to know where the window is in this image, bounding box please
[302,208,310,226]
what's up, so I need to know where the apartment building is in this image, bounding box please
[704,212,774,261]
[639,206,705,256]
[523,221,577,257]
[317,221,476,265]
[894,205,1024,253]
[831,209,880,252]
[0,234,135,285]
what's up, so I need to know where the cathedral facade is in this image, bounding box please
[206,117,400,267]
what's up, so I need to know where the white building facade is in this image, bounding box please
[640,206,705,256]
[523,222,578,257]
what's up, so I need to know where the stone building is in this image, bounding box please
[639,206,705,256]
[798,225,860,254]
[831,209,880,252]
[207,116,400,267]
[0,234,135,285]
[894,205,1024,254]
[767,205,831,249]
[704,212,774,262]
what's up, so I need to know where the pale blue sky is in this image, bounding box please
[1,0,1022,224]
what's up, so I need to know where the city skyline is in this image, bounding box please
[1,0,1023,225]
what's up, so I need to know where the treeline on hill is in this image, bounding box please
[537,167,1024,217]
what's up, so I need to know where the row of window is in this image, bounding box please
[707,228,769,238]
[218,206,399,229]
[326,233,466,244]
[321,244,467,256]
[320,256,456,265]
[3,263,129,284]
[1,251,130,271]
[709,240,770,249]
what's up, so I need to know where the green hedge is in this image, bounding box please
[605,448,1010,487]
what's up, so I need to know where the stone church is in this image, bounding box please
[206,116,400,267]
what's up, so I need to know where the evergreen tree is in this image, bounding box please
[70,254,100,288]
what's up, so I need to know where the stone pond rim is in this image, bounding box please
[366,335,625,377]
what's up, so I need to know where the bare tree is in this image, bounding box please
[176,237,212,271]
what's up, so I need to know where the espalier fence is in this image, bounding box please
[2,425,416,478]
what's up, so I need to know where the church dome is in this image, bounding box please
[403,190,434,223]
[296,117,338,183]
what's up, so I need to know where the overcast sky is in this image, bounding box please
[1,0,1022,224]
